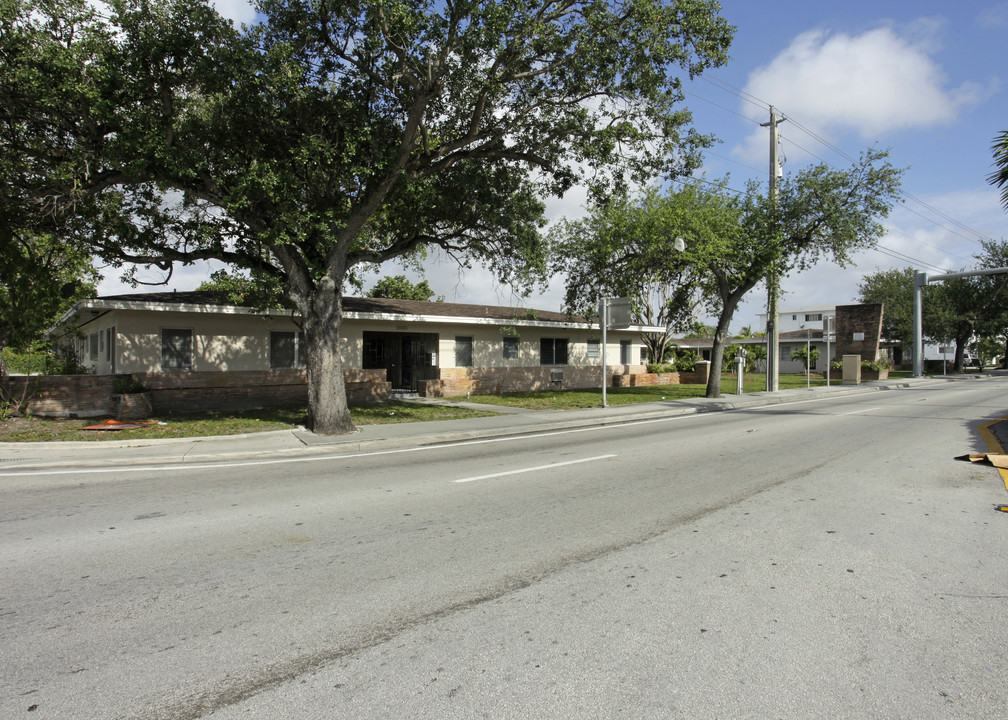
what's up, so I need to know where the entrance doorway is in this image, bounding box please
[362,332,439,392]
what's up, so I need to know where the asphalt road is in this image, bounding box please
[2,379,1007,719]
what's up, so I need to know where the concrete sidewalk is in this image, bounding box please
[0,376,962,472]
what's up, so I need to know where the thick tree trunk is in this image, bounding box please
[705,308,735,399]
[302,284,355,435]
[642,332,672,364]
[953,320,973,373]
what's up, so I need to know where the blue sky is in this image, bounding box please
[99,0,1008,332]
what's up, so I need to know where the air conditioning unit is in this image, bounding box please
[550,369,564,383]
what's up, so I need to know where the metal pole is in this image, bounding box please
[601,297,608,408]
[912,266,1008,376]
[806,330,811,389]
[913,271,926,377]
[826,315,832,387]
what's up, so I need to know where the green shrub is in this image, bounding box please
[673,349,697,372]
[112,376,147,394]
[2,345,90,375]
[861,358,892,371]
[2,348,46,374]
[646,363,677,374]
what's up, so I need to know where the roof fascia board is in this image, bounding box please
[50,298,664,334]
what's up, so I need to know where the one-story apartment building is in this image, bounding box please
[45,292,663,406]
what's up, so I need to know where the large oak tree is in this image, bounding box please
[4,0,733,433]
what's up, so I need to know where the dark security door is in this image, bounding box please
[362,332,439,392]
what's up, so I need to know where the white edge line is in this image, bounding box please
[839,407,881,416]
[453,454,617,484]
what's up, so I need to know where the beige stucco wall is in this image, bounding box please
[75,310,309,374]
[69,307,645,375]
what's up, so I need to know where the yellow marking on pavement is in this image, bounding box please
[977,417,1008,493]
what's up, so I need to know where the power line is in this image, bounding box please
[701,150,765,175]
[871,244,952,274]
[898,192,991,245]
[697,75,769,113]
[692,74,996,246]
[683,90,761,124]
[884,226,974,265]
[778,133,831,166]
[669,174,749,196]
[687,74,997,284]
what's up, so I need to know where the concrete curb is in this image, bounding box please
[0,376,956,472]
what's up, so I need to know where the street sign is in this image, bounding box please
[607,297,632,328]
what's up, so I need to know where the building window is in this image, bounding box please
[540,338,568,365]
[586,339,600,359]
[363,334,386,368]
[805,313,823,322]
[105,328,113,362]
[161,328,193,370]
[620,340,632,364]
[270,331,304,369]
[455,336,473,367]
[89,333,99,362]
[502,336,519,359]
[640,346,649,364]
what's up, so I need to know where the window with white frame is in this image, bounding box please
[89,333,99,362]
[161,328,193,370]
[620,340,632,364]
[502,336,519,359]
[586,339,600,359]
[805,313,823,322]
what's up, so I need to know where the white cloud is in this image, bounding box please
[734,24,995,164]
[212,0,257,26]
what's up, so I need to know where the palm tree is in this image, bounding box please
[989,130,1008,211]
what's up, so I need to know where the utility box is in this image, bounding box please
[842,354,862,385]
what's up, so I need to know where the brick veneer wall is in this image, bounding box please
[610,369,710,386]
[133,369,390,414]
[833,303,884,362]
[3,369,390,417]
[3,375,114,418]
[419,364,647,397]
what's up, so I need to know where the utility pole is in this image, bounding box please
[912,266,1008,376]
[762,106,785,392]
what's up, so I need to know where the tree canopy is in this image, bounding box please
[860,240,1008,372]
[0,231,97,368]
[4,0,734,433]
[555,149,903,398]
[550,191,715,363]
[367,275,436,302]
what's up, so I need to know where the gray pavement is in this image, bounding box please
[0,375,990,472]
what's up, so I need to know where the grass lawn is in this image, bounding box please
[0,401,498,443]
[0,369,908,442]
[452,372,846,410]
